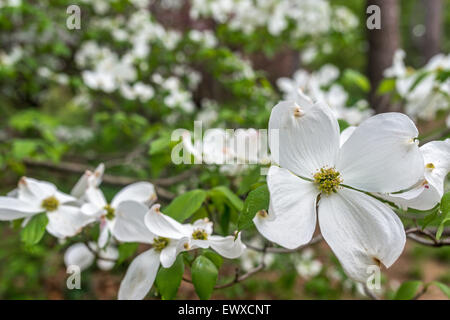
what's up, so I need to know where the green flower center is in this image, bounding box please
[41,196,59,212]
[192,229,208,240]
[153,237,170,251]
[104,204,115,220]
[313,167,343,195]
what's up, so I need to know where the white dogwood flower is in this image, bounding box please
[145,204,246,259]
[117,204,246,300]
[81,182,157,248]
[0,177,93,238]
[64,242,119,271]
[70,163,105,200]
[254,99,424,282]
[380,139,450,210]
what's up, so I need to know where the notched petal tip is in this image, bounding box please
[18,176,28,186]
[293,107,304,118]
[256,209,268,218]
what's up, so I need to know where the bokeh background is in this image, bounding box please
[0,0,449,299]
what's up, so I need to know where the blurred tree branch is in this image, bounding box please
[22,159,202,200]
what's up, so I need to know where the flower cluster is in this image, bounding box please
[0,164,246,299]
[384,50,450,123]
[190,0,357,37]
[181,128,271,175]
[254,93,450,282]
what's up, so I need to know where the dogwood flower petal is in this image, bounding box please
[144,204,190,239]
[113,200,154,244]
[111,182,157,208]
[98,226,110,248]
[269,101,340,178]
[376,139,449,210]
[18,177,56,202]
[54,191,77,204]
[318,188,406,282]
[382,183,441,211]
[254,166,319,249]
[46,205,94,238]
[337,113,424,193]
[207,234,246,259]
[159,240,185,268]
[339,126,356,147]
[64,243,95,271]
[421,139,450,197]
[81,202,102,217]
[71,163,104,198]
[0,197,41,220]
[97,245,119,271]
[85,187,107,208]
[118,249,160,300]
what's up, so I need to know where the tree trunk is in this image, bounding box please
[367,0,400,113]
[422,0,442,62]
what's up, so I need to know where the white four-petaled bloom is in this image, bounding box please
[117,204,246,300]
[64,242,119,271]
[0,177,94,238]
[81,181,157,248]
[254,97,425,282]
[380,138,450,210]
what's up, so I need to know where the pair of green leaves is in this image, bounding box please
[155,250,222,300]
[394,280,450,300]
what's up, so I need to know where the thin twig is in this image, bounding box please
[412,285,428,300]
[82,241,117,262]
[245,235,323,253]
[405,228,450,247]
[183,246,267,289]
[22,159,179,199]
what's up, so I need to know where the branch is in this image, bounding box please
[245,235,323,253]
[22,159,181,199]
[182,263,265,289]
[82,241,117,263]
[406,228,450,247]
[183,245,267,290]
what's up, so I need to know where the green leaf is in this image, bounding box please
[20,212,48,246]
[12,139,38,159]
[431,281,450,298]
[377,78,396,94]
[209,186,243,211]
[238,184,270,231]
[441,192,450,215]
[191,255,218,300]
[155,255,184,300]
[149,135,170,155]
[437,192,450,240]
[343,69,370,92]
[394,281,422,300]
[202,250,223,269]
[237,166,261,195]
[117,242,139,265]
[164,189,207,222]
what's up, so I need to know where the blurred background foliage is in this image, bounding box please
[0,0,449,299]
